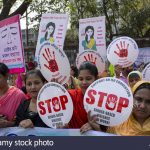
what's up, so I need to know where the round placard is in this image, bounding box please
[37,82,73,128]
[142,63,150,81]
[37,42,70,84]
[107,36,139,67]
[76,50,105,74]
[84,77,133,126]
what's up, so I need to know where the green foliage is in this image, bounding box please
[0,0,33,21]
[28,0,70,31]
[96,0,150,39]
[1,0,149,41]
[68,0,99,28]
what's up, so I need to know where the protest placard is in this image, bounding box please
[84,77,133,126]
[37,82,73,128]
[0,15,25,73]
[37,42,70,84]
[107,36,139,68]
[76,50,105,74]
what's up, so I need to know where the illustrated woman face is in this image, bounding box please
[0,23,18,47]
[47,25,54,35]
[86,28,93,37]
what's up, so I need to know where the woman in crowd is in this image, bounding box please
[15,62,98,129]
[15,69,48,128]
[0,63,26,128]
[114,64,133,85]
[127,71,142,88]
[67,61,98,128]
[80,81,150,135]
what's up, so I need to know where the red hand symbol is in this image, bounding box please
[106,95,117,110]
[42,48,59,72]
[114,41,129,58]
[84,54,97,65]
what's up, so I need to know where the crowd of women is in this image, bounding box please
[0,61,150,136]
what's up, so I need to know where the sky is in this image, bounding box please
[8,1,37,30]
[20,12,37,30]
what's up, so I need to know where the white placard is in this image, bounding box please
[79,16,106,58]
[37,82,73,128]
[76,50,105,74]
[0,15,25,73]
[37,42,70,84]
[84,77,133,126]
[142,63,150,81]
[107,36,139,67]
[35,13,68,61]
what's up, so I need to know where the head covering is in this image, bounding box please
[132,80,150,94]
[127,70,142,82]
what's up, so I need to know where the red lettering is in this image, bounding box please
[86,89,97,104]
[60,95,68,110]
[105,94,117,111]
[98,92,107,107]
[52,97,61,112]
[38,101,46,115]
[38,95,73,114]
[45,99,52,113]
[117,97,129,113]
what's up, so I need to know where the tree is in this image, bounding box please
[119,1,150,38]
[28,0,69,30]
[68,0,99,29]
[96,0,150,40]
[0,0,33,21]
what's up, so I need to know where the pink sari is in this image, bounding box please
[0,86,25,121]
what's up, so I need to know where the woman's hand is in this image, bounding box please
[19,119,34,128]
[80,111,101,134]
[0,115,15,128]
[80,122,92,134]
[87,111,101,131]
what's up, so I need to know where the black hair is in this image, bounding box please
[79,61,98,78]
[134,82,150,95]
[128,73,141,80]
[85,26,94,42]
[0,63,9,76]
[45,22,55,40]
[71,65,78,78]
[25,69,47,84]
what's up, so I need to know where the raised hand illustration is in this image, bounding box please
[84,54,97,65]
[114,41,129,58]
[42,48,59,72]
[105,95,117,110]
[52,99,60,111]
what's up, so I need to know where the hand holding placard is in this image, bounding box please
[37,82,73,128]
[84,77,133,126]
